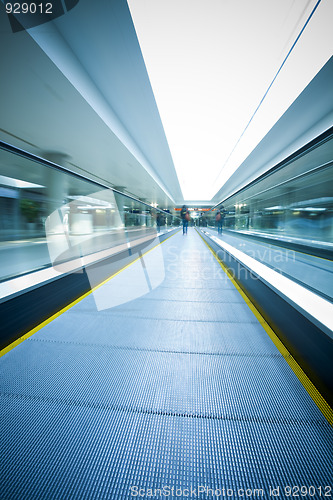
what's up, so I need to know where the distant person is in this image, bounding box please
[215,208,224,234]
[156,213,162,232]
[180,205,189,234]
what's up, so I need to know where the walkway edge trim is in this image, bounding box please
[197,229,333,426]
[0,230,180,358]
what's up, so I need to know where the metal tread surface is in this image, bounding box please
[1,229,332,499]
[1,341,321,420]
[29,314,280,356]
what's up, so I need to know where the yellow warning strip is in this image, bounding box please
[0,230,180,359]
[197,230,333,425]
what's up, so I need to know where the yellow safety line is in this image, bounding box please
[0,230,180,358]
[197,229,333,425]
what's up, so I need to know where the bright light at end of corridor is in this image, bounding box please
[127,0,333,201]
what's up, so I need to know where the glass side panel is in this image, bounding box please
[207,137,333,246]
[0,146,180,283]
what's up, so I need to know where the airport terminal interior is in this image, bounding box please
[0,1,332,498]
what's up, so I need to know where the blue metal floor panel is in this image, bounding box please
[0,339,326,421]
[80,301,260,323]
[1,400,332,498]
[31,313,278,355]
[1,229,332,499]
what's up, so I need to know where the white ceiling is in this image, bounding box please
[0,0,332,208]
[128,0,333,200]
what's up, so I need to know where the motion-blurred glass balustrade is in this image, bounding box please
[0,143,180,289]
[206,134,333,248]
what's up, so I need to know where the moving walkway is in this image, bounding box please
[1,228,332,498]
